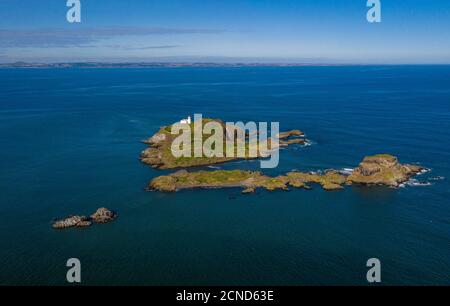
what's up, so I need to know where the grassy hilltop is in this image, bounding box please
[140,118,305,169]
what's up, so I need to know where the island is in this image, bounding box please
[140,117,306,169]
[149,169,346,192]
[140,118,425,194]
[52,208,117,229]
[347,154,423,187]
[148,154,424,193]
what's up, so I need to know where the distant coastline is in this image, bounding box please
[1,62,448,69]
[0,62,343,69]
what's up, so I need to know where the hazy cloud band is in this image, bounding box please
[0,27,223,48]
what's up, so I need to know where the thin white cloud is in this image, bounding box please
[0,27,223,48]
[101,45,181,50]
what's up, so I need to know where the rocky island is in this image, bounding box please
[140,117,306,169]
[52,215,92,229]
[141,118,426,194]
[347,154,423,187]
[149,169,347,193]
[52,207,117,229]
[148,154,424,193]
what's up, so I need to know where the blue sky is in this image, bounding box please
[0,0,449,63]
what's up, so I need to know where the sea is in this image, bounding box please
[0,66,449,285]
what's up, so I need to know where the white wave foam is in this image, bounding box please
[339,168,354,175]
[207,165,221,170]
[404,179,432,187]
[303,140,314,147]
[417,168,431,175]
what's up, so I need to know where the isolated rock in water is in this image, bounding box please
[52,215,92,229]
[279,138,306,146]
[277,130,304,139]
[321,182,344,190]
[241,187,256,194]
[90,207,117,224]
[346,154,423,187]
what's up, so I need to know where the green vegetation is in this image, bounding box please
[148,154,425,193]
[285,171,346,190]
[149,169,347,193]
[347,154,423,187]
[142,119,425,193]
[141,118,305,169]
[149,170,258,192]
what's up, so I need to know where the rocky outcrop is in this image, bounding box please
[277,130,306,146]
[241,187,256,194]
[90,208,117,224]
[279,138,306,146]
[52,215,92,229]
[147,154,426,194]
[143,132,166,146]
[53,208,117,229]
[346,154,423,187]
[277,130,304,139]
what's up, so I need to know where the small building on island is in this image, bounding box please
[180,116,191,125]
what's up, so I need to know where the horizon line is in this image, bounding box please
[1,61,450,67]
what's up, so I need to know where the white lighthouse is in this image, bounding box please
[180,116,191,125]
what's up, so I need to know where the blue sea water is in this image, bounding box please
[0,66,449,285]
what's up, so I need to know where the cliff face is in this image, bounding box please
[347,154,423,187]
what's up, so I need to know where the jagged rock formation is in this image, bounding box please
[90,207,117,224]
[347,154,423,187]
[53,208,117,229]
[52,215,92,229]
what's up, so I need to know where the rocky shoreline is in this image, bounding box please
[52,208,117,229]
[148,154,424,193]
[347,154,423,187]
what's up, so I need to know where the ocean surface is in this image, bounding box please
[0,66,449,285]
